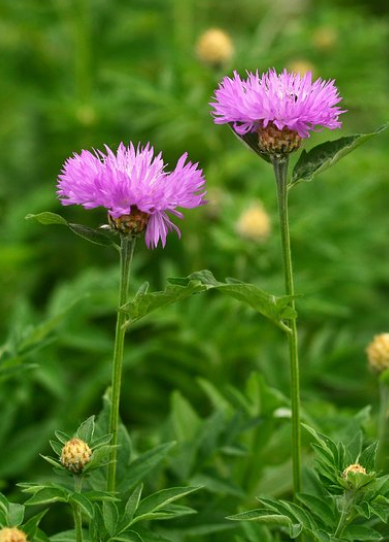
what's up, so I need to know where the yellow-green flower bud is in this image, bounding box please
[196,28,234,66]
[0,528,27,542]
[236,202,271,243]
[60,438,92,474]
[366,333,389,373]
[342,463,367,478]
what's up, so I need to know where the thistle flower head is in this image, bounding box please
[60,437,92,474]
[57,143,206,249]
[210,68,345,150]
[366,333,389,373]
[0,529,27,542]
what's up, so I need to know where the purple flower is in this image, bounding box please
[210,68,345,138]
[57,143,206,249]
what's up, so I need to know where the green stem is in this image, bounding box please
[272,154,302,496]
[334,491,354,539]
[107,236,136,493]
[73,476,84,542]
[376,382,389,470]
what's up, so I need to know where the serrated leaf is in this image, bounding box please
[227,509,302,539]
[133,486,201,524]
[168,270,296,332]
[122,280,207,327]
[291,124,388,185]
[117,442,176,492]
[70,493,94,519]
[25,212,116,247]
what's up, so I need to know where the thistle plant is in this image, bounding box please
[56,141,206,492]
[210,68,346,496]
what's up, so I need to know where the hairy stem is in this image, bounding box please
[272,154,302,496]
[107,236,136,492]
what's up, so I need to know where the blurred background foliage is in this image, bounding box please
[1,0,389,539]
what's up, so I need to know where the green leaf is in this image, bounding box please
[359,442,378,472]
[133,486,201,524]
[22,510,48,540]
[117,442,176,492]
[25,212,116,247]
[76,416,95,443]
[112,533,144,542]
[122,280,207,327]
[227,509,302,539]
[25,212,68,226]
[342,524,383,541]
[8,503,25,526]
[291,124,388,186]
[54,431,71,445]
[102,501,119,537]
[70,493,95,519]
[122,485,143,527]
[168,270,296,331]
[296,493,335,528]
[24,487,68,506]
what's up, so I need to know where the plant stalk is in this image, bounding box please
[73,475,84,542]
[272,154,302,496]
[107,236,136,492]
[376,381,389,470]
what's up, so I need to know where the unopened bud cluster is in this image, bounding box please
[342,463,367,478]
[60,438,92,474]
[196,28,234,66]
[366,333,389,373]
[0,528,27,542]
[236,202,271,243]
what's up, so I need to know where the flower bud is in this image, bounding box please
[60,438,92,474]
[108,206,150,237]
[196,28,234,66]
[342,463,367,478]
[0,528,27,542]
[312,26,338,51]
[236,202,271,242]
[366,333,389,373]
[258,123,302,154]
[286,59,316,77]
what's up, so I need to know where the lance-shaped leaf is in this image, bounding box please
[25,212,117,248]
[123,270,295,332]
[132,486,201,524]
[291,124,388,186]
[227,509,302,539]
